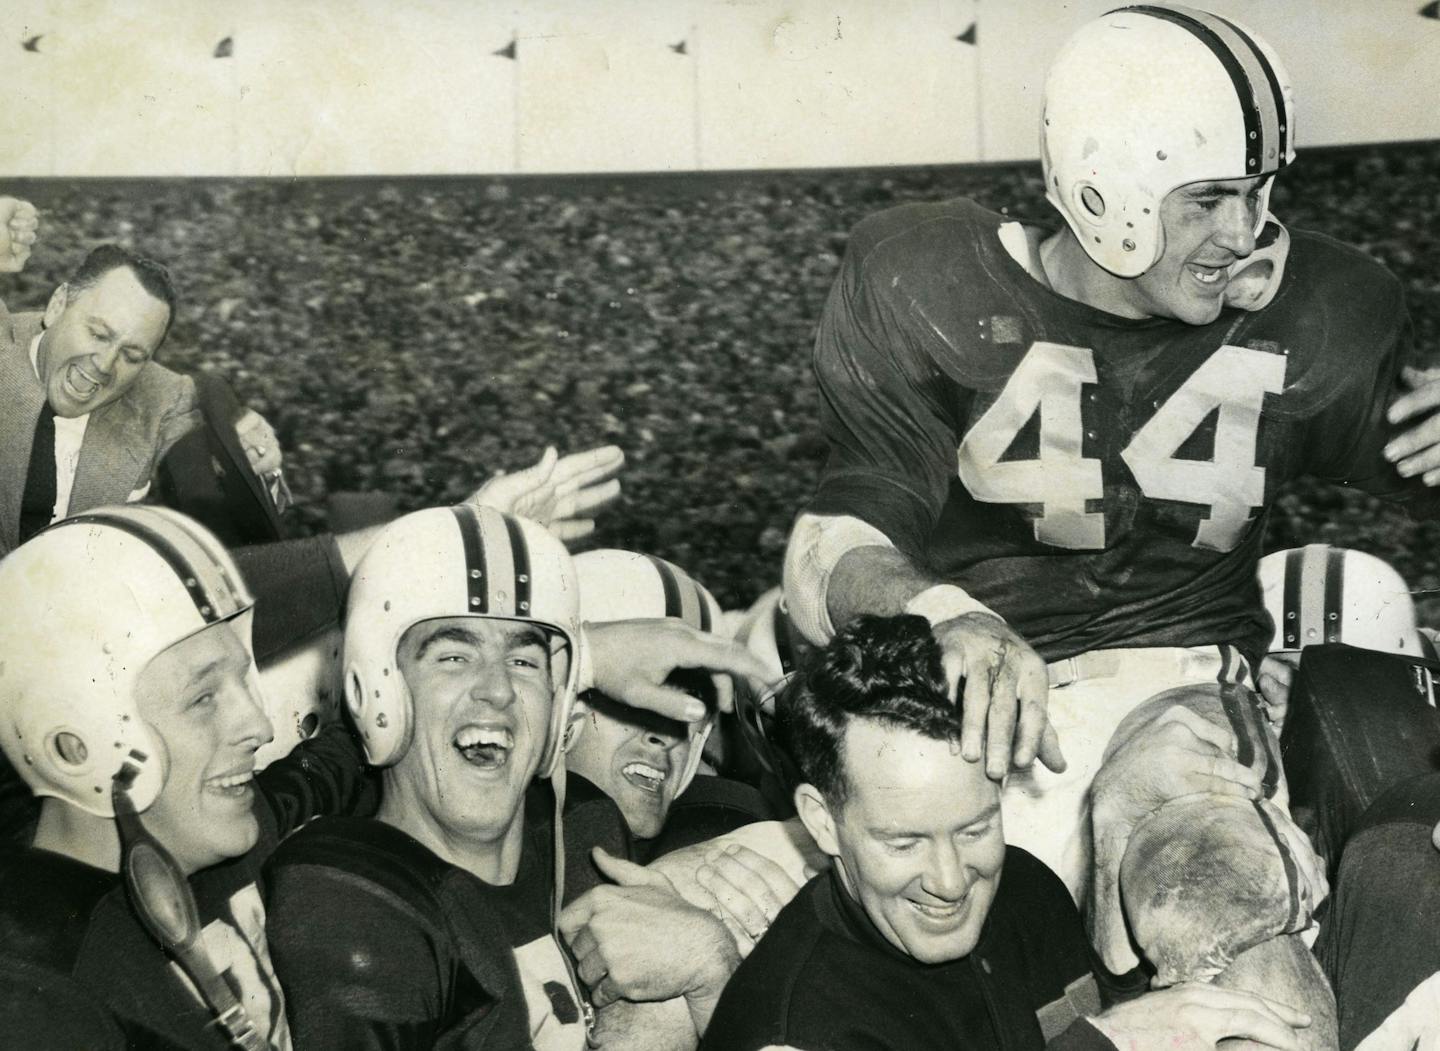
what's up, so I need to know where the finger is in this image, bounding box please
[1214,1008,1304,1051]
[1395,444,1440,480]
[1195,755,1264,796]
[711,844,802,909]
[1388,376,1440,426]
[592,846,670,890]
[984,650,1021,780]
[697,863,771,941]
[1036,719,1067,773]
[560,477,623,516]
[607,680,708,723]
[550,445,626,487]
[558,898,597,940]
[577,950,608,990]
[548,518,597,543]
[958,652,992,764]
[591,975,622,1009]
[665,633,771,698]
[1158,705,1237,757]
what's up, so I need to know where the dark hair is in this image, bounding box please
[774,614,963,806]
[65,244,178,348]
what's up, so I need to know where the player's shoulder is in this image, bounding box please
[1283,227,1403,307]
[844,197,1002,276]
[266,814,452,913]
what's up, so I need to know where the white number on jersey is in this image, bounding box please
[957,342,1285,552]
[1121,345,1288,550]
[957,342,1105,549]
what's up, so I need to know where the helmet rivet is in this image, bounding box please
[1306,628,1317,637]
[1142,207,1151,215]
[200,606,212,617]
[185,578,197,588]
[1286,612,1296,619]
[1122,239,1136,252]
[519,601,530,611]
[1328,612,1339,620]
[1249,131,1257,139]
[470,569,482,579]
[382,667,389,676]
[22,754,32,765]
[1156,149,1167,161]
[376,712,388,728]
[1248,159,1257,167]
[517,574,529,584]
[470,596,481,607]
[102,642,113,655]
[94,786,102,794]
[384,600,392,612]
[374,689,380,699]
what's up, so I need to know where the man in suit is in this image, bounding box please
[0,197,204,555]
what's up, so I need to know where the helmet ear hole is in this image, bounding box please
[1079,185,1106,219]
[52,731,88,768]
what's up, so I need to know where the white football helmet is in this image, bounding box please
[344,505,582,777]
[0,507,255,815]
[1042,4,1296,278]
[572,548,723,795]
[1259,544,1425,656]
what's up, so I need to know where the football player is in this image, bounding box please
[782,3,1440,900]
[264,508,760,1050]
[0,505,372,1050]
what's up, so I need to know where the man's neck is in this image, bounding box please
[32,798,121,873]
[377,776,524,885]
[1036,228,1149,319]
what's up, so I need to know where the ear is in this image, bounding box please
[561,705,586,753]
[43,283,69,329]
[793,782,841,861]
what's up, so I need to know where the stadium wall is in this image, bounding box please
[1,0,1437,178]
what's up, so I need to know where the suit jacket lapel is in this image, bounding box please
[72,399,150,512]
[0,309,48,552]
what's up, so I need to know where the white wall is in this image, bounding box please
[0,0,1435,177]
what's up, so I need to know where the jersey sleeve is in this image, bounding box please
[266,862,456,1051]
[255,722,376,840]
[1296,257,1440,515]
[806,226,959,558]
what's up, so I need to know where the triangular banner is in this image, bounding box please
[493,38,517,60]
[1421,1,1440,20]
[669,40,687,55]
[22,34,42,52]
[214,36,233,58]
[956,22,977,45]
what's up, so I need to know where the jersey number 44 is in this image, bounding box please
[958,341,1287,553]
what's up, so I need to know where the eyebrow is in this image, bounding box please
[1184,181,1265,201]
[412,623,550,662]
[868,801,1001,839]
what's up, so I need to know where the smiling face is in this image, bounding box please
[802,720,1006,964]
[37,266,171,418]
[388,616,558,852]
[565,690,692,839]
[133,620,273,876]
[1125,174,1270,325]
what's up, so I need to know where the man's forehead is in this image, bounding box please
[403,615,550,650]
[838,719,998,822]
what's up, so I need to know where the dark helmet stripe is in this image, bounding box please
[694,583,713,634]
[450,504,489,614]
[1323,546,1346,644]
[500,514,533,616]
[1224,19,1289,167]
[61,509,233,623]
[1121,6,1265,174]
[1280,546,1306,648]
[646,555,685,621]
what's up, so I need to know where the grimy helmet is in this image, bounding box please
[572,548,723,795]
[1258,544,1425,656]
[344,505,583,777]
[0,506,255,815]
[1042,4,1296,278]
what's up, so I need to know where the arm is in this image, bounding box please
[255,721,374,838]
[0,197,38,273]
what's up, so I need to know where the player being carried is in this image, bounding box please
[782,0,1440,1014]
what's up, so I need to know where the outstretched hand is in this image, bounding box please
[0,197,38,273]
[933,612,1062,780]
[1090,982,1310,1051]
[469,444,624,542]
[587,618,769,723]
[1385,366,1440,486]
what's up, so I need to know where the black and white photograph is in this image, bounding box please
[1,2,1439,1049]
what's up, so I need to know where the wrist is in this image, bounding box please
[904,584,1003,628]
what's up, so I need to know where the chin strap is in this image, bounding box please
[1225,214,1291,312]
[112,765,265,1051]
[549,762,599,1045]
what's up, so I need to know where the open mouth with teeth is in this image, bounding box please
[1186,261,1230,288]
[907,891,970,925]
[454,725,514,770]
[63,362,104,401]
[620,760,669,795]
[205,769,256,799]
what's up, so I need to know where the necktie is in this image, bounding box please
[19,402,58,543]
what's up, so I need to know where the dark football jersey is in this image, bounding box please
[809,198,1437,665]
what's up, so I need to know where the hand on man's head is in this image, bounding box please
[0,197,39,274]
